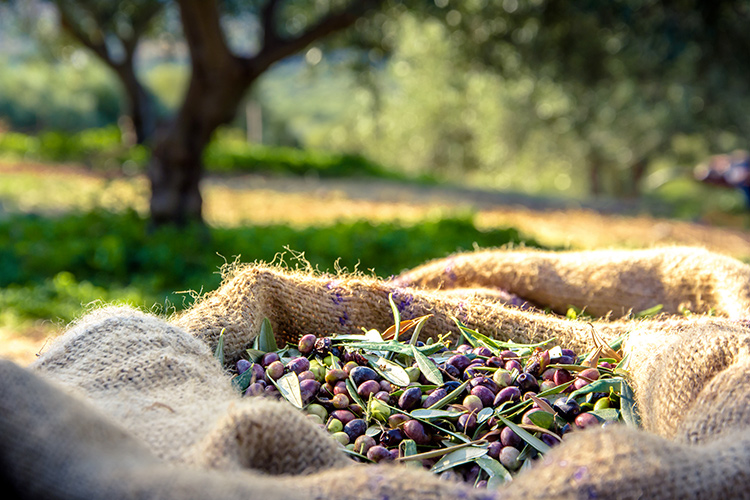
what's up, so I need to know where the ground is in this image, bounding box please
[3,162,750,365]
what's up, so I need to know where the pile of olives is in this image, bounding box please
[232,322,630,487]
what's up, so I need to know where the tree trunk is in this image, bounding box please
[149,64,251,226]
[113,63,156,146]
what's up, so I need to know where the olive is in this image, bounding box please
[331,393,350,409]
[344,418,368,442]
[331,409,356,425]
[492,369,513,388]
[261,352,280,367]
[306,403,327,422]
[314,337,332,356]
[327,418,343,433]
[265,360,285,380]
[487,441,503,459]
[374,391,391,403]
[287,357,310,374]
[325,368,348,384]
[442,380,461,393]
[398,386,422,411]
[472,346,492,357]
[298,334,317,355]
[298,370,316,381]
[505,360,523,373]
[500,426,522,449]
[331,431,349,446]
[499,350,518,360]
[574,412,600,430]
[515,372,539,393]
[462,394,483,413]
[236,359,252,374]
[456,344,472,354]
[553,369,574,386]
[470,385,495,407]
[388,414,410,428]
[499,446,522,471]
[357,380,381,399]
[403,419,430,444]
[367,445,393,463]
[250,363,265,382]
[299,379,320,403]
[573,368,600,390]
[442,363,461,379]
[485,356,504,368]
[458,413,477,434]
[446,354,471,373]
[553,398,581,421]
[380,428,403,447]
[350,366,379,387]
[353,435,377,456]
[423,388,447,408]
[244,382,265,397]
[494,386,521,406]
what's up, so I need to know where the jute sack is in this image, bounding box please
[1,245,749,499]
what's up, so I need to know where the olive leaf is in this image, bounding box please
[476,406,495,424]
[411,344,443,385]
[588,408,620,422]
[475,455,513,487]
[497,416,551,454]
[363,354,411,387]
[568,377,623,401]
[231,367,255,393]
[213,329,225,365]
[245,348,266,362]
[256,318,278,353]
[619,378,641,428]
[271,372,303,409]
[345,377,366,408]
[411,409,461,420]
[430,446,488,474]
[426,380,470,410]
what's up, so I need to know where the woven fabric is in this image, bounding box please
[2,246,750,499]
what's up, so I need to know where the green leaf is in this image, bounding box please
[427,380,470,410]
[527,411,555,429]
[388,293,401,338]
[256,318,278,353]
[568,377,623,400]
[477,406,494,424]
[497,416,551,454]
[411,409,461,420]
[430,446,488,474]
[272,372,303,409]
[475,455,513,486]
[335,341,445,357]
[401,439,418,457]
[345,377,366,408]
[634,304,663,318]
[214,330,225,365]
[619,378,641,428]
[409,315,431,346]
[364,354,411,387]
[231,368,255,393]
[411,344,444,385]
[589,408,620,422]
[245,349,266,362]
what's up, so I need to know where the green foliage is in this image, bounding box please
[0,210,542,323]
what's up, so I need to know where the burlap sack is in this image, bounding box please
[2,245,750,499]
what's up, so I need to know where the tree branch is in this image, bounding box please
[247,0,384,77]
[57,4,114,68]
[261,0,282,48]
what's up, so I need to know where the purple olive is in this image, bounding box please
[422,388,447,408]
[367,445,393,463]
[349,366,379,387]
[287,357,310,374]
[353,435,376,456]
[261,352,280,367]
[333,381,350,396]
[515,372,539,393]
[553,369,574,386]
[380,380,394,392]
[540,433,559,447]
[485,356,504,368]
[457,345,472,354]
[574,412,600,430]
[298,370,316,381]
[505,360,523,373]
[470,376,500,394]
[325,368,348,384]
[299,379,320,403]
[374,391,391,403]
[472,346,493,357]
[471,385,495,407]
[331,409,356,425]
[251,363,265,382]
[344,418,368,442]
[500,426,523,448]
[398,387,423,411]
[236,359,252,374]
[380,428,403,447]
[500,350,518,360]
[244,382,265,397]
[357,380,381,399]
[494,386,521,406]
[458,413,477,434]
[553,398,581,421]
[388,414,410,428]
[487,441,503,459]
[442,363,461,379]
[446,354,471,373]
[574,368,601,390]
[298,334,317,355]
[403,419,430,444]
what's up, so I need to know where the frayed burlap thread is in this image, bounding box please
[4,246,750,499]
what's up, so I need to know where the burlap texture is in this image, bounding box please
[2,245,750,499]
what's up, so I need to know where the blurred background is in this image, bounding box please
[1,0,749,362]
